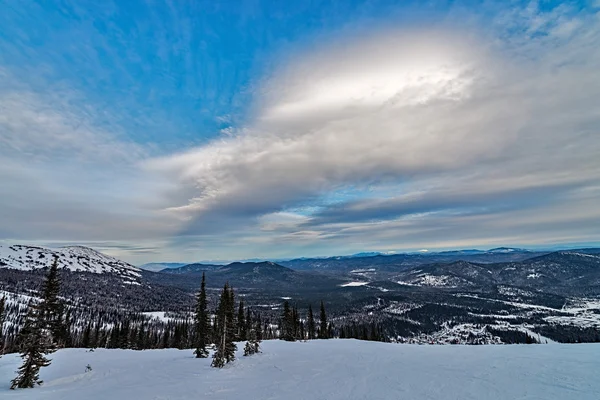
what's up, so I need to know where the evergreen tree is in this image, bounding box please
[211,283,237,368]
[256,313,263,342]
[280,301,295,341]
[307,304,316,340]
[193,272,209,358]
[0,296,5,355]
[237,300,246,341]
[245,307,251,340]
[10,302,54,389]
[225,287,236,362]
[243,310,261,356]
[39,256,67,348]
[319,301,328,339]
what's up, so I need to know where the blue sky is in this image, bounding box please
[1,0,600,264]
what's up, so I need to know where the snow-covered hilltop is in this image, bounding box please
[0,244,140,280]
[1,340,599,400]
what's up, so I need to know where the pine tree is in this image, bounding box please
[212,283,237,368]
[243,310,261,356]
[256,313,263,342]
[0,296,5,355]
[307,304,315,340]
[10,302,54,389]
[280,301,295,341]
[224,287,237,362]
[237,300,246,341]
[193,272,209,358]
[319,301,328,339]
[245,307,251,340]
[39,256,67,348]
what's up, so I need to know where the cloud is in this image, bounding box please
[146,3,600,256]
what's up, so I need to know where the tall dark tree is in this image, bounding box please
[211,283,237,368]
[193,273,209,358]
[255,313,263,342]
[40,256,67,348]
[10,302,54,389]
[243,309,261,356]
[237,299,246,341]
[319,301,328,339]
[307,304,316,340]
[0,296,5,355]
[245,307,252,340]
[280,301,295,341]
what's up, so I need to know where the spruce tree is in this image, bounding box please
[256,313,263,342]
[319,301,328,339]
[245,307,251,341]
[193,272,209,358]
[224,286,237,362]
[243,310,261,356]
[280,301,295,341]
[39,256,67,348]
[0,296,5,355]
[307,304,315,340]
[237,300,246,341]
[10,302,54,389]
[212,283,237,368]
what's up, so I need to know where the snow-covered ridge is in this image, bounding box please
[0,244,140,280]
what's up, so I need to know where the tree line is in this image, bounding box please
[0,256,369,389]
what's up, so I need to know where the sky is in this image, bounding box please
[1,0,599,265]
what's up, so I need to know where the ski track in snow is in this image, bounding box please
[1,340,599,400]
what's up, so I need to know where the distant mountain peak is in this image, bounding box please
[0,244,140,281]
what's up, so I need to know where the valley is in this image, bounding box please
[2,244,600,346]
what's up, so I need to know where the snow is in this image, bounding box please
[141,312,174,323]
[399,274,463,287]
[340,281,369,287]
[1,340,599,399]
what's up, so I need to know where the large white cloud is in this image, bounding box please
[146,3,600,256]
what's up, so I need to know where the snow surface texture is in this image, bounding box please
[1,340,599,400]
[0,245,140,281]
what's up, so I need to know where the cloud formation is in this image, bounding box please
[146,3,600,258]
[1,2,599,263]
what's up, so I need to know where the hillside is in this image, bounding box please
[149,261,343,292]
[0,245,140,282]
[1,340,599,399]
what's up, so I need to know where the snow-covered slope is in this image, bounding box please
[1,340,599,399]
[0,244,140,280]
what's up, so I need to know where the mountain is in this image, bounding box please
[280,249,547,273]
[139,262,188,272]
[148,261,344,292]
[0,244,140,281]
[393,249,600,295]
[487,247,529,253]
[159,263,222,274]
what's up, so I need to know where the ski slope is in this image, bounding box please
[1,340,599,399]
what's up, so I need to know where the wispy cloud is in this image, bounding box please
[1,1,599,263]
[146,3,600,257]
